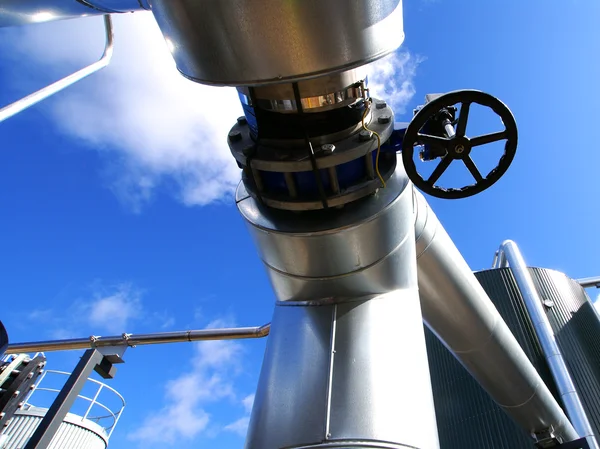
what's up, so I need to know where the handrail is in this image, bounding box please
[0,15,114,123]
[25,369,125,438]
[6,323,271,354]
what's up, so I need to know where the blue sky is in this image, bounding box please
[0,1,599,448]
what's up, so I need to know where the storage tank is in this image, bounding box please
[425,267,600,448]
[0,369,125,449]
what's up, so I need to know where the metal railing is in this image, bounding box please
[0,15,114,123]
[24,369,126,438]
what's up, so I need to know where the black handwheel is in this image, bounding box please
[402,90,518,199]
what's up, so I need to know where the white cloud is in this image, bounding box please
[365,51,424,115]
[224,416,250,437]
[224,393,255,437]
[2,15,421,211]
[3,13,243,212]
[128,319,245,445]
[86,285,142,333]
[242,393,255,413]
[25,283,143,336]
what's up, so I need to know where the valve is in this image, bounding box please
[402,90,518,199]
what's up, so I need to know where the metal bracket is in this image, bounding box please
[0,15,114,123]
[22,348,122,449]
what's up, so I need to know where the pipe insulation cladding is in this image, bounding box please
[413,191,578,443]
[0,0,405,86]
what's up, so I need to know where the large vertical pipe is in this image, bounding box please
[413,192,578,444]
[497,240,599,449]
[237,164,439,449]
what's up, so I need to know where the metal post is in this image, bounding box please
[497,240,599,449]
[23,349,104,449]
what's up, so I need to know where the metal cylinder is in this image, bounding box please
[150,0,405,86]
[413,191,578,444]
[238,162,439,448]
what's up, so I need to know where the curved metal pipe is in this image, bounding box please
[414,192,578,444]
[5,323,271,354]
[577,277,600,289]
[496,240,599,449]
[0,15,114,123]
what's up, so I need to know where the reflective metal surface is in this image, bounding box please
[238,162,415,301]
[497,240,599,449]
[241,158,438,448]
[237,69,367,113]
[577,277,600,288]
[246,294,438,449]
[413,192,578,443]
[5,324,270,354]
[149,0,404,85]
[0,0,148,27]
[0,15,113,123]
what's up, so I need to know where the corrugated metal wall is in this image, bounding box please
[425,267,600,449]
[2,409,107,449]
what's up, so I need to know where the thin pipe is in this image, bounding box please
[5,323,270,354]
[0,15,114,123]
[577,277,600,289]
[496,240,599,449]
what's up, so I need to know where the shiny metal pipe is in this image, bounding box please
[497,240,599,449]
[577,277,600,288]
[414,192,578,444]
[0,15,113,123]
[239,162,439,449]
[5,324,270,354]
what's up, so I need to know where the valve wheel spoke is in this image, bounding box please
[455,102,470,137]
[463,156,483,182]
[427,156,452,185]
[470,130,507,147]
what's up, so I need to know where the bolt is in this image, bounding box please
[378,115,391,124]
[228,130,242,142]
[455,145,465,154]
[543,299,555,308]
[321,144,335,154]
[12,390,20,398]
[237,116,247,126]
[376,101,387,110]
[359,130,373,141]
[242,144,255,156]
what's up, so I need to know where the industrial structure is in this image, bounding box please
[0,1,599,448]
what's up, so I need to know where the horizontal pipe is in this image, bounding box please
[0,15,113,122]
[414,191,578,444]
[5,324,270,354]
[497,241,599,449]
[577,277,600,289]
